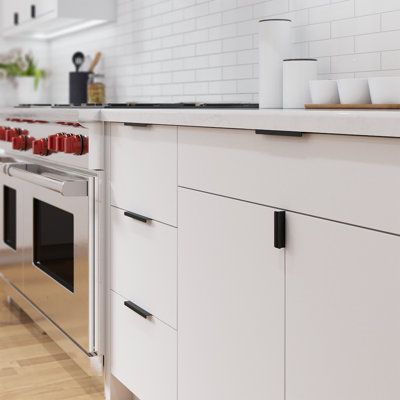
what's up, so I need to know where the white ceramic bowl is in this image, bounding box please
[368,77,400,104]
[337,78,371,104]
[309,80,340,104]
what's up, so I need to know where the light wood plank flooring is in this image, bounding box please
[0,289,104,400]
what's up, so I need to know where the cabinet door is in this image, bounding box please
[286,213,400,400]
[31,0,56,19]
[2,0,20,30]
[110,123,178,226]
[178,188,284,400]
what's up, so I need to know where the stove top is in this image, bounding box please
[16,103,259,110]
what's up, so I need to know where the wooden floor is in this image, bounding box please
[0,289,104,400]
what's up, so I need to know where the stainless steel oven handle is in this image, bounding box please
[5,164,88,197]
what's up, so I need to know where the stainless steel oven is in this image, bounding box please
[0,157,24,290]
[3,162,100,356]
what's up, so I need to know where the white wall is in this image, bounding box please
[47,0,400,103]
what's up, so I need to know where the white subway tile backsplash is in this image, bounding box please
[49,0,400,103]
[196,67,222,81]
[253,0,289,19]
[331,15,381,38]
[196,13,222,29]
[223,35,253,52]
[196,40,222,55]
[222,6,253,24]
[309,1,354,24]
[355,0,400,16]
[331,53,381,73]
[310,37,355,57]
[173,70,196,82]
[223,64,253,80]
[382,50,400,70]
[381,10,400,31]
[290,0,329,12]
[356,30,400,53]
[292,23,330,43]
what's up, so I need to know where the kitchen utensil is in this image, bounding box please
[309,80,340,104]
[259,19,292,109]
[368,77,400,104]
[89,52,102,73]
[283,58,317,109]
[72,51,85,72]
[337,78,371,104]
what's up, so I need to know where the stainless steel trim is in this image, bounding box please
[5,164,88,196]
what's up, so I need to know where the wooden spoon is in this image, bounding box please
[89,52,102,73]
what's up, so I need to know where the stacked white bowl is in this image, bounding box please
[310,76,400,105]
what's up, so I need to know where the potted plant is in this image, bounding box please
[0,48,46,104]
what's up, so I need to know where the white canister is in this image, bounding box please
[259,18,292,109]
[283,58,317,108]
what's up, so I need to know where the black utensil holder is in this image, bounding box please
[69,72,89,105]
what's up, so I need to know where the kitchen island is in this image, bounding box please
[104,109,400,400]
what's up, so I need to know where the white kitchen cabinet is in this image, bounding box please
[32,0,55,18]
[1,0,115,39]
[178,126,400,234]
[110,206,177,329]
[178,188,285,400]
[110,123,178,227]
[111,291,177,400]
[286,212,400,400]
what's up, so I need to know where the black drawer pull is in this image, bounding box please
[124,122,150,128]
[124,210,152,223]
[124,301,152,319]
[274,211,286,249]
[31,4,36,18]
[14,12,19,25]
[256,129,303,137]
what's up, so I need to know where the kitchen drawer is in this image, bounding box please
[110,206,177,329]
[111,291,177,400]
[178,127,400,234]
[110,123,177,226]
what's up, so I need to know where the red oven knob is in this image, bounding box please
[64,135,89,155]
[12,135,34,151]
[48,133,66,152]
[33,138,51,156]
[0,126,8,141]
[5,128,28,142]
[5,128,19,142]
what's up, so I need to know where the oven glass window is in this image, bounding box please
[3,186,16,250]
[33,199,74,292]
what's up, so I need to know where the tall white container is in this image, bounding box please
[283,58,317,108]
[259,19,292,109]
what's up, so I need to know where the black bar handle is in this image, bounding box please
[124,122,151,128]
[124,210,152,224]
[124,301,152,319]
[14,12,19,26]
[256,129,303,137]
[274,211,286,249]
[31,4,36,18]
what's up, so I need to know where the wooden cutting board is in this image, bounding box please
[305,104,400,109]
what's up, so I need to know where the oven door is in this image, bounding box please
[0,158,24,289]
[6,163,97,355]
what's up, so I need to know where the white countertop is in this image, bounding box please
[2,107,400,138]
[102,108,400,138]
